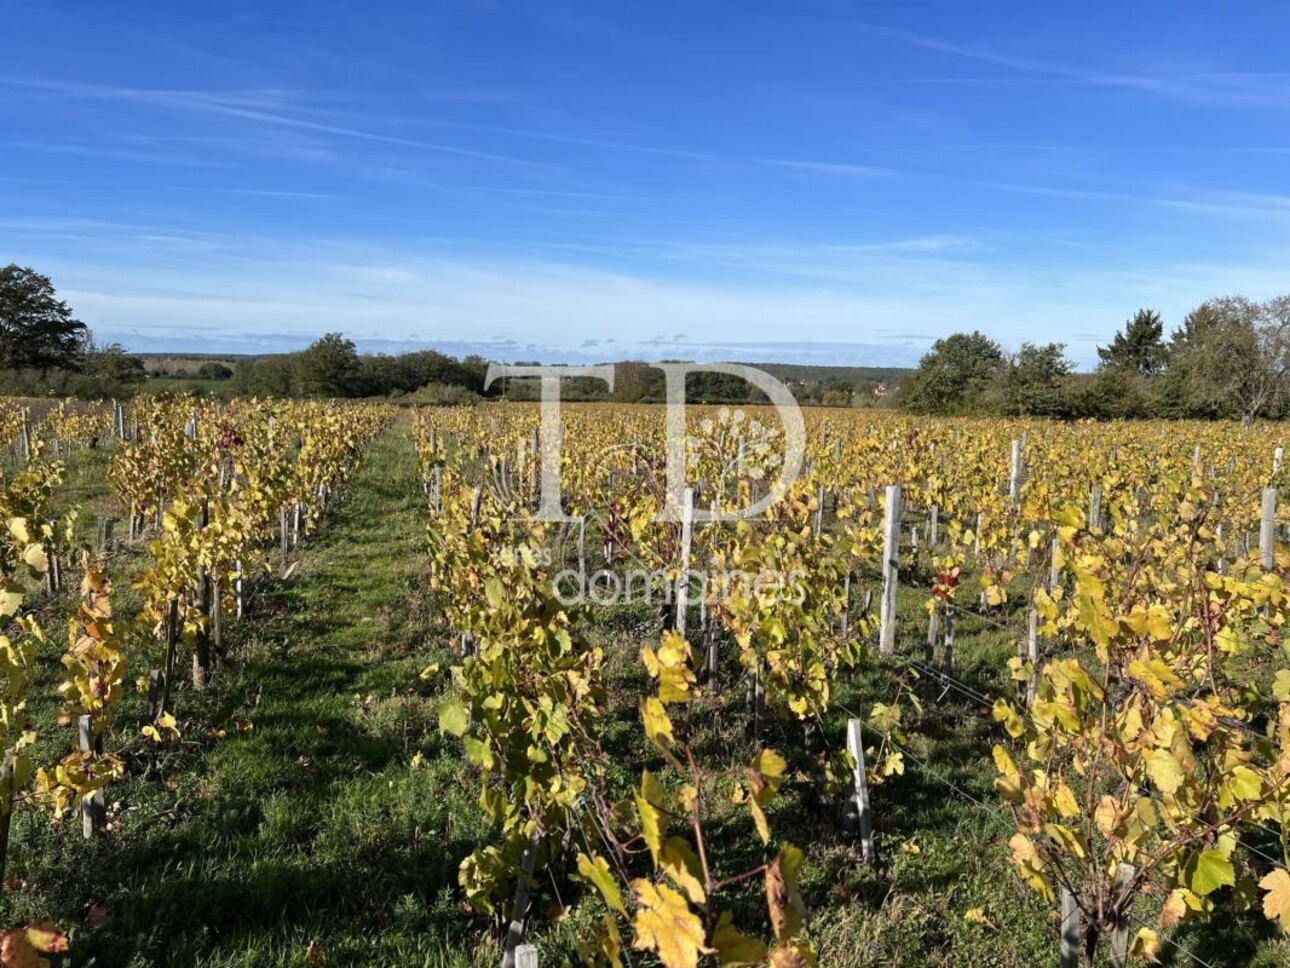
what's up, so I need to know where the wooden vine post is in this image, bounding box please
[1052,861,1137,968]
[1261,487,1277,571]
[96,516,114,554]
[1109,863,1137,968]
[147,599,181,725]
[1060,887,1080,968]
[879,484,902,655]
[846,718,876,863]
[0,752,14,886]
[78,715,105,838]
[674,486,694,638]
[501,836,540,968]
[941,605,954,677]
[1025,607,1039,706]
[926,599,940,666]
[19,411,30,463]
[193,500,212,690]
[1009,438,1024,503]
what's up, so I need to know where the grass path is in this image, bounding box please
[9,421,489,967]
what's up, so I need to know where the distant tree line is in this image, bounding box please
[151,361,235,381]
[493,361,896,407]
[230,333,490,400]
[9,262,1290,422]
[492,362,779,404]
[899,296,1290,423]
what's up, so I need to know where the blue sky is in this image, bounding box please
[2,1,1289,367]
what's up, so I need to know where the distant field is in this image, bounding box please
[140,377,231,394]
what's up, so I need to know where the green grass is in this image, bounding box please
[5,427,1289,966]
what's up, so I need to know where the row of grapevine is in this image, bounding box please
[0,396,393,960]
[415,402,1290,967]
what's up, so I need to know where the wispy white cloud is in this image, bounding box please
[12,225,1286,368]
[13,140,229,167]
[958,177,1290,222]
[175,187,341,199]
[858,22,1290,107]
[451,184,636,200]
[2,75,898,186]
[0,77,561,170]
[356,111,896,178]
[752,158,891,178]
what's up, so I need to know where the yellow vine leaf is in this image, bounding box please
[438,696,469,737]
[576,852,627,916]
[765,844,806,940]
[1128,655,1183,700]
[1131,928,1160,962]
[1188,848,1235,897]
[630,880,711,968]
[963,907,996,930]
[711,911,766,967]
[1094,796,1119,837]
[992,699,1024,739]
[1124,605,1172,642]
[882,750,905,777]
[641,697,676,758]
[768,943,818,968]
[1146,749,1185,796]
[660,837,706,904]
[643,632,697,703]
[22,543,48,573]
[1044,823,1088,860]
[1052,782,1080,819]
[1159,887,1200,931]
[747,749,787,804]
[1259,868,1290,931]
[1008,833,1053,901]
[0,919,68,968]
[636,770,668,865]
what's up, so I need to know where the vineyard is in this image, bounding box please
[2,397,1290,967]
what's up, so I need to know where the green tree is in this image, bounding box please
[901,331,1005,414]
[232,356,297,397]
[1097,308,1167,376]
[1166,296,1290,423]
[1067,367,1154,420]
[294,333,360,397]
[997,342,1074,417]
[84,341,146,386]
[0,264,88,370]
[195,362,234,380]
